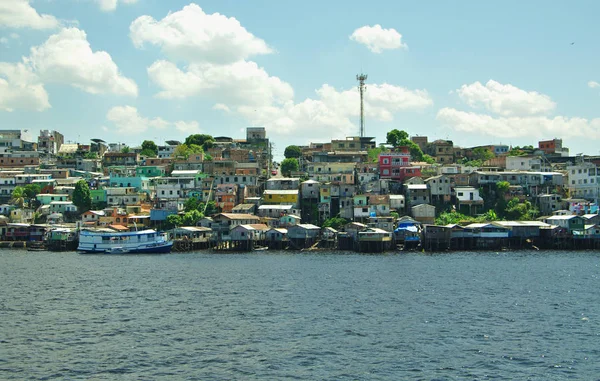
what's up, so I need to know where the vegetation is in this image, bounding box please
[367,145,388,163]
[322,216,348,230]
[173,144,204,159]
[284,145,302,159]
[280,158,299,177]
[435,209,499,225]
[84,152,98,159]
[183,197,219,216]
[459,147,495,167]
[72,180,92,212]
[140,140,158,157]
[508,145,534,156]
[184,134,215,151]
[120,146,130,153]
[385,129,434,163]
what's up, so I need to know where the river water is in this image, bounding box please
[1,250,599,380]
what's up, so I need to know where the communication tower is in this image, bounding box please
[356,73,368,137]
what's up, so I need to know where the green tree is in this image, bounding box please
[284,145,302,159]
[10,186,25,208]
[84,152,98,159]
[23,184,41,199]
[121,146,130,153]
[386,129,409,146]
[141,140,158,157]
[72,180,92,213]
[471,147,495,162]
[184,134,215,151]
[280,158,299,177]
[322,216,348,230]
[200,200,219,216]
[166,214,182,229]
[183,197,200,212]
[182,210,204,226]
[173,144,204,159]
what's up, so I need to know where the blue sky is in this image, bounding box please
[1,0,599,158]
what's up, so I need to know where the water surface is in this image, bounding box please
[1,250,599,380]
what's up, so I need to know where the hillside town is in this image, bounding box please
[0,127,599,252]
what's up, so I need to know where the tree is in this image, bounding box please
[23,184,41,199]
[284,145,302,159]
[10,186,25,208]
[322,216,348,230]
[280,158,299,177]
[141,140,158,157]
[386,129,409,147]
[121,146,130,153]
[184,134,215,151]
[182,210,203,226]
[173,144,204,160]
[166,214,182,229]
[471,147,495,162]
[72,180,92,213]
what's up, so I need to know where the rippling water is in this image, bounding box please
[1,250,599,380]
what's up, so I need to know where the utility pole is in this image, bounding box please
[356,73,368,137]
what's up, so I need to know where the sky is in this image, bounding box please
[1,0,599,159]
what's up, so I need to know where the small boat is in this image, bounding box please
[78,229,173,254]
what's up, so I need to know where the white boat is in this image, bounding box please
[78,229,173,254]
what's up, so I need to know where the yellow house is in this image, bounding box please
[263,189,299,206]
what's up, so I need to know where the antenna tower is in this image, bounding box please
[356,73,368,137]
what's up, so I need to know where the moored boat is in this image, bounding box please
[78,229,173,254]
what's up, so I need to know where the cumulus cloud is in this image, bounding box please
[0,0,59,29]
[147,60,293,106]
[0,62,50,112]
[130,3,272,64]
[97,0,138,12]
[456,80,556,117]
[437,107,600,139]
[350,24,407,53]
[106,105,199,135]
[27,28,138,96]
[589,81,600,89]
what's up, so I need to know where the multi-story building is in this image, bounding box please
[538,194,565,216]
[37,130,64,155]
[539,138,569,156]
[0,129,36,153]
[157,140,180,158]
[566,162,599,201]
[379,148,422,181]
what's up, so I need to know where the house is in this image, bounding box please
[81,210,105,226]
[544,215,585,233]
[231,203,256,215]
[267,178,300,190]
[263,189,299,206]
[411,204,436,225]
[230,224,269,241]
[211,213,261,234]
[491,221,550,238]
[36,194,70,206]
[279,214,301,227]
[454,187,484,215]
[257,205,300,219]
[379,148,421,181]
[582,214,600,226]
[5,223,30,241]
[266,228,288,242]
[301,180,320,199]
[425,175,452,204]
[389,195,405,212]
[344,222,368,239]
[405,184,430,207]
[464,223,510,238]
[538,194,565,216]
[287,224,321,239]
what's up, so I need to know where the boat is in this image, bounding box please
[78,229,173,254]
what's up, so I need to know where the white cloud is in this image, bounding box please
[212,103,231,113]
[130,3,272,64]
[147,59,293,106]
[0,0,59,29]
[589,81,600,89]
[456,80,556,117]
[106,105,199,135]
[437,107,600,139]
[350,24,407,53]
[27,28,138,96]
[0,62,50,112]
[237,83,433,141]
[97,0,138,12]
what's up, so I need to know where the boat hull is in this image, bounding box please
[79,241,173,254]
